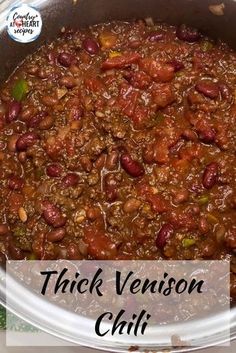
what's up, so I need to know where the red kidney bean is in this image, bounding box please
[27,112,47,128]
[198,127,216,143]
[58,52,75,67]
[47,228,66,242]
[202,162,219,189]
[0,224,9,236]
[59,76,76,88]
[46,164,62,177]
[181,129,198,141]
[62,173,79,187]
[167,60,184,72]
[156,223,174,249]
[120,153,145,177]
[104,174,118,202]
[8,175,24,190]
[39,115,54,130]
[6,101,21,123]
[195,81,219,99]
[42,200,67,228]
[82,38,100,55]
[80,156,92,172]
[176,24,201,42]
[147,31,164,42]
[16,132,39,151]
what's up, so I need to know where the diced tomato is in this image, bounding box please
[168,209,198,231]
[8,192,24,213]
[146,194,169,213]
[101,52,141,70]
[179,143,203,161]
[136,181,169,213]
[130,70,151,89]
[84,228,117,259]
[139,58,174,82]
[116,84,139,117]
[131,105,149,128]
[84,77,105,92]
[152,83,175,108]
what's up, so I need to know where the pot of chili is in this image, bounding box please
[0,0,236,350]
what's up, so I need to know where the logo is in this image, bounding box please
[7,4,42,43]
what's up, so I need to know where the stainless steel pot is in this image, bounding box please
[0,0,236,351]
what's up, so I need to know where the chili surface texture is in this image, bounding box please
[0,21,235,296]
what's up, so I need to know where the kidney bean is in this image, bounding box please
[62,173,79,187]
[176,24,201,42]
[0,224,9,236]
[58,52,75,67]
[195,81,219,99]
[80,156,92,172]
[16,132,39,151]
[39,115,54,130]
[123,198,141,213]
[198,217,210,235]
[8,175,24,190]
[156,223,174,249]
[181,129,198,141]
[198,127,216,143]
[120,153,145,177]
[147,31,164,41]
[27,112,47,128]
[47,228,66,242]
[202,162,219,189]
[41,95,58,107]
[104,173,118,202]
[42,200,67,228]
[82,38,100,55]
[94,153,106,170]
[46,164,62,177]
[20,106,37,122]
[167,60,184,72]
[6,101,21,123]
[59,75,76,88]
